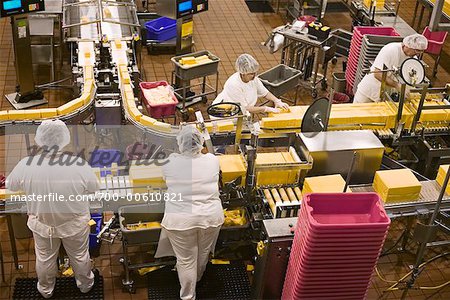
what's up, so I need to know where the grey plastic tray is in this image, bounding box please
[258,64,302,97]
[171,50,220,81]
[119,203,165,245]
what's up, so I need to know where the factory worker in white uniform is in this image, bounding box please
[354,34,428,103]
[213,53,289,114]
[158,125,224,300]
[6,120,100,299]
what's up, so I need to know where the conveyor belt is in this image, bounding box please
[350,180,450,218]
[147,264,251,300]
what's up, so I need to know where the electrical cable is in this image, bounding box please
[36,77,72,88]
[375,266,399,283]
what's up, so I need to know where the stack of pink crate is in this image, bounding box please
[346,27,399,96]
[282,193,391,299]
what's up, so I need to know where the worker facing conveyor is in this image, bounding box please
[155,125,224,300]
[6,120,100,299]
[354,34,428,103]
[213,53,289,114]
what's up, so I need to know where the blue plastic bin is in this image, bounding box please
[89,215,102,249]
[145,17,177,42]
[89,149,123,177]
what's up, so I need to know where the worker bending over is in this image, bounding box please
[354,34,428,103]
[213,53,289,114]
[7,120,100,298]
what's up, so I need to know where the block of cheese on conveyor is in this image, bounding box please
[56,98,84,115]
[124,92,135,106]
[121,71,131,84]
[0,110,9,121]
[128,106,142,121]
[83,79,95,95]
[139,115,156,126]
[303,174,347,194]
[255,149,301,186]
[260,114,302,129]
[436,165,450,194]
[40,108,58,118]
[216,120,234,132]
[80,93,91,105]
[122,84,133,95]
[8,109,41,120]
[373,169,421,203]
[218,154,247,186]
[84,66,94,79]
[408,100,450,122]
[129,164,166,193]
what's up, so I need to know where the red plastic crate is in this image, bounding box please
[140,81,178,118]
[423,26,448,55]
[353,26,399,37]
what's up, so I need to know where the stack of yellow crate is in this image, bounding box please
[373,169,421,203]
[302,174,347,194]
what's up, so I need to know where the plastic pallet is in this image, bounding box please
[13,276,104,300]
[148,264,251,299]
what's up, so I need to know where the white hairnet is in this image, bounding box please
[176,125,204,156]
[235,53,260,74]
[403,34,428,51]
[35,119,70,150]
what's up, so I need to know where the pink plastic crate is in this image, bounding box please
[353,26,400,37]
[423,26,448,55]
[140,81,178,118]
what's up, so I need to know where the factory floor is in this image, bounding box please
[0,0,450,299]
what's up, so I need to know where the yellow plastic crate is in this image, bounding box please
[373,169,421,203]
[218,154,247,186]
[303,174,347,194]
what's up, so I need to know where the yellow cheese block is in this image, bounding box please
[216,120,234,132]
[83,79,95,95]
[255,153,286,165]
[57,98,84,115]
[80,93,91,105]
[436,165,450,194]
[260,114,301,129]
[114,39,122,48]
[8,109,41,120]
[180,56,196,64]
[40,108,58,118]
[303,174,347,194]
[129,164,166,193]
[0,189,25,200]
[139,115,157,126]
[218,154,247,186]
[128,106,142,121]
[152,121,172,133]
[373,169,421,203]
[84,66,94,80]
[119,65,128,73]
[0,110,8,121]
[123,84,133,95]
[255,152,300,186]
[121,71,131,84]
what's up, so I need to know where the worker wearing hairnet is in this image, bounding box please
[6,120,100,298]
[213,53,289,114]
[354,34,428,103]
[156,125,224,300]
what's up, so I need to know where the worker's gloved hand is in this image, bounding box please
[264,107,281,113]
[274,99,289,110]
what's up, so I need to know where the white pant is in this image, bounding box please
[33,227,94,298]
[165,226,221,300]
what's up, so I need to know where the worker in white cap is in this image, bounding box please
[354,34,428,103]
[156,125,224,300]
[213,53,289,114]
[6,120,99,298]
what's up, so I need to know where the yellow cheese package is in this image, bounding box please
[436,164,450,194]
[303,174,347,194]
[40,108,58,118]
[215,120,234,132]
[373,169,421,203]
[254,150,301,186]
[129,164,166,193]
[139,115,157,127]
[57,98,84,115]
[8,109,41,120]
[0,110,8,121]
[218,154,247,186]
[128,106,142,121]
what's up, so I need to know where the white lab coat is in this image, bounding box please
[155,152,224,300]
[355,43,408,103]
[213,72,269,113]
[6,154,99,298]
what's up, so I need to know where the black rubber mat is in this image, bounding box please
[148,264,251,299]
[245,1,274,13]
[13,276,104,300]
